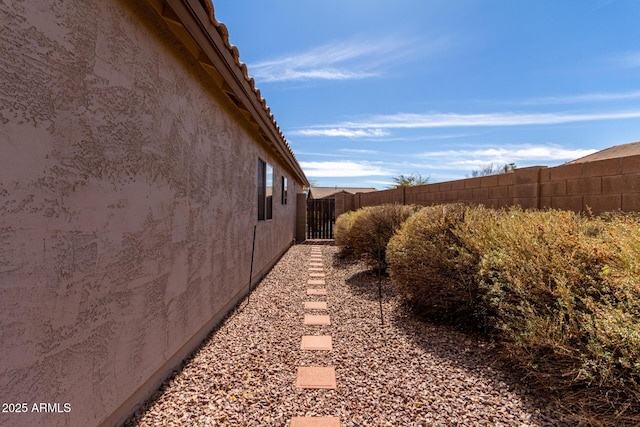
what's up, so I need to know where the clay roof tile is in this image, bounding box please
[196,0,303,177]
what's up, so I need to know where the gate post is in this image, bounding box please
[295,192,307,243]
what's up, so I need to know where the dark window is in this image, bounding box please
[258,159,266,221]
[281,176,288,205]
[258,159,273,220]
[266,163,273,220]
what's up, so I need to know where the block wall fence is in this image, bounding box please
[335,155,640,217]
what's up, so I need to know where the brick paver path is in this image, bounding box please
[294,247,339,426]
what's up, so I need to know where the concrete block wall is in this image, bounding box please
[336,156,640,217]
[541,154,640,213]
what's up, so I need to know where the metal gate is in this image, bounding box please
[306,198,335,239]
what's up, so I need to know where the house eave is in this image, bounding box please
[144,0,309,187]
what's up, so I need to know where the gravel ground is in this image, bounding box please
[126,245,561,426]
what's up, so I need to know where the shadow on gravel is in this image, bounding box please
[332,253,393,303]
[343,270,394,302]
[337,261,565,426]
[390,304,564,426]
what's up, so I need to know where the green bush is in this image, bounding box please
[336,203,419,270]
[386,204,478,322]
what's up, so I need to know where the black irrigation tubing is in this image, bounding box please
[247,224,257,305]
[376,223,384,328]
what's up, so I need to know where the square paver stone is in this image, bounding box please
[304,301,328,310]
[295,367,337,389]
[309,272,325,278]
[307,288,327,296]
[304,314,331,325]
[301,335,333,350]
[290,416,340,427]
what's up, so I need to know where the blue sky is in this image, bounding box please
[214,0,640,189]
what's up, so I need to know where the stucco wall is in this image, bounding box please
[0,1,301,426]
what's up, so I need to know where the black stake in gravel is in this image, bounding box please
[376,223,384,328]
[247,225,257,305]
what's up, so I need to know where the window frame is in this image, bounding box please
[257,158,273,221]
[266,163,273,220]
[281,176,288,205]
[258,159,266,221]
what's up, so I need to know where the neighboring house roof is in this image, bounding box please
[568,141,640,164]
[145,0,309,186]
[308,187,378,199]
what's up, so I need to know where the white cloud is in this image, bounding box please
[513,90,640,105]
[293,151,346,158]
[338,148,380,155]
[300,160,392,177]
[612,51,640,68]
[418,145,598,170]
[350,110,640,128]
[292,128,389,138]
[247,36,437,83]
[269,68,377,82]
[295,109,640,136]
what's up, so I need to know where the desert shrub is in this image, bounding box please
[456,208,594,356]
[340,203,420,270]
[578,216,640,387]
[386,204,640,421]
[387,204,479,322]
[454,207,640,419]
[334,210,359,257]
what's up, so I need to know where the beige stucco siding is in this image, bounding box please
[0,1,302,426]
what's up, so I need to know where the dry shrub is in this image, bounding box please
[342,203,420,270]
[386,204,640,422]
[334,210,359,257]
[454,207,640,423]
[387,204,478,323]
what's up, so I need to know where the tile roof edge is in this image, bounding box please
[200,0,307,185]
[567,141,640,164]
